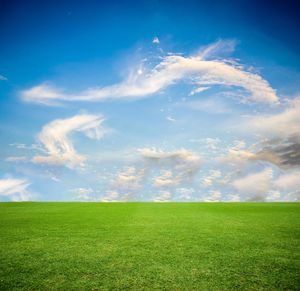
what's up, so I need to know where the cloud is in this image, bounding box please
[217,148,256,166]
[201,170,222,188]
[255,138,300,168]
[202,190,222,202]
[184,98,230,114]
[244,98,300,139]
[274,171,300,191]
[232,168,273,201]
[114,166,145,191]
[226,194,241,202]
[100,190,120,202]
[152,190,172,202]
[239,98,300,168]
[166,116,176,122]
[21,41,278,105]
[104,148,202,202]
[189,86,210,96]
[152,170,176,187]
[6,156,27,162]
[32,114,105,168]
[176,187,195,200]
[0,75,7,81]
[0,177,32,201]
[139,147,202,181]
[152,36,160,44]
[71,187,94,201]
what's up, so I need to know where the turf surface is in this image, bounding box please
[0,202,299,290]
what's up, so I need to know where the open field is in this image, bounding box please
[0,203,299,290]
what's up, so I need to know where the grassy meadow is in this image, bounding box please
[0,202,299,290]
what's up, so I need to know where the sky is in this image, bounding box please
[0,0,300,202]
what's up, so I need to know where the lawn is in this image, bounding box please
[0,203,299,290]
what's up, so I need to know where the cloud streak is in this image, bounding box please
[21,41,278,105]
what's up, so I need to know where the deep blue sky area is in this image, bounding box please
[1,0,300,73]
[0,0,299,202]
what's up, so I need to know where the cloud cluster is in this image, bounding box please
[202,190,222,202]
[153,190,172,202]
[114,166,145,191]
[140,147,202,183]
[105,148,202,201]
[21,41,278,105]
[232,168,274,201]
[201,170,222,188]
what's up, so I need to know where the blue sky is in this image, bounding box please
[0,0,300,202]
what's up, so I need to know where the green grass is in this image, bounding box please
[0,203,299,290]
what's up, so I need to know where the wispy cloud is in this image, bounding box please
[21,41,279,105]
[0,177,32,201]
[32,113,105,168]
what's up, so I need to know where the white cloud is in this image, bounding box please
[152,170,175,187]
[104,148,202,202]
[184,98,230,114]
[6,156,27,162]
[32,114,105,168]
[176,187,195,200]
[139,147,202,182]
[114,166,145,190]
[201,170,222,188]
[217,148,256,166]
[202,190,221,202]
[189,86,210,96]
[0,75,7,81]
[100,190,120,202]
[274,171,300,191]
[239,98,300,168]
[152,190,172,202]
[267,190,281,201]
[21,41,278,105]
[243,98,300,140]
[226,194,241,202]
[166,116,176,122]
[0,177,32,201]
[152,36,160,44]
[71,187,94,201]
[232,168,273,201]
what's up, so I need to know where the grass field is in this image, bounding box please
[0,203,299,290]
